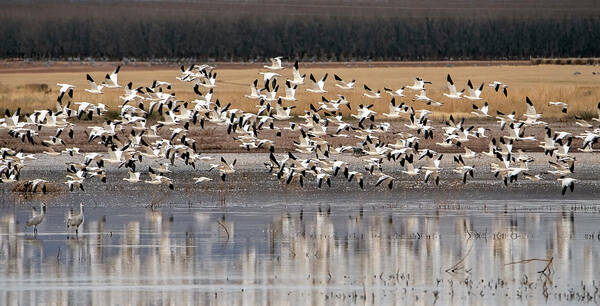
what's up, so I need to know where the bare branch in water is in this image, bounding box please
[445,242,474,274]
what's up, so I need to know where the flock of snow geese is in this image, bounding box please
[2,57,599,234]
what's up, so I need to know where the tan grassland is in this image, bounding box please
[0,63,598,122]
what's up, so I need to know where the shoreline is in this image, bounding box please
[2,152,598,198]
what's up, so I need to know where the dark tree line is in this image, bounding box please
[0,11,598,60]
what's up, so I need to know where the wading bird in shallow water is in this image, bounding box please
[26,202,46,236]
[66,202,84,237]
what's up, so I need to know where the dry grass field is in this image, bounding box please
[0,62,599,122]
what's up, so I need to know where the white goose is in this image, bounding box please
[406,77,431,91]
[558,177,576,195]
[489,81,508,96]
[103,65,121,88]
[464,80,484,100]
[414,90,443,106]
[443,74,464,99]
[363,84,381,99]
[548,101,568,113]
[334,74,355,90]
[145,167,174,190]
[523,97,544,124]
[384,87,405,97]
[279,80,297,101]
[199,70,217,88]
[264,57,284,70]
[273,99,296,120]
[85,74,104,94]
[259,71,280,83]
[306,73,328,93]
[471,102,490,117]
[288,60,305,85]
[194,177,212,184]
[123,169,141,183]
[245,79,262,99]
[209,157,236,181]
[375,174,395,190]
[56,83,76,101]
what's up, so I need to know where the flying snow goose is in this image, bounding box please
[103,65,121,88]
[259,71,281,83]
[471,102,490,117]
[145,167,174,190]
[523,97,544,124]
[306,73,328,93]
[577,132,599,152]
[24,179,48,194]
[273,99,296,120]
[574,116,593,128]
[402,157,421,176]
[443,74,464,99]
[85,74,104,94]
[558,177,576,195]
[194,177,212,184]
[123,169,141,183]
[375,174,395,190]
[56,83,75,101]
[199,69,218,88]
[334,74,355,90]
[462,146,477,159]
[245,79,262,100]
[363,84,381,99]
[383,98,408,119]
[453,155,475,184]
[548,101,568,113]
[489,81,508,96]
[151,80,172,90]
[464,80,484,100]
[414,90,443,106]
[209,157,237,181]
[279,80,297,101]
[384,87,406,97]
[2,108,24,128]
[264,57,284,70]
[289,60,305,85]
[406,77,431,91]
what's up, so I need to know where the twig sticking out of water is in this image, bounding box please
[506,257,554,284]
[217,218,230,242]
[445,242,474,274]
[506,257,553,271]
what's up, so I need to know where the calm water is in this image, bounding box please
[1,190,599,305]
